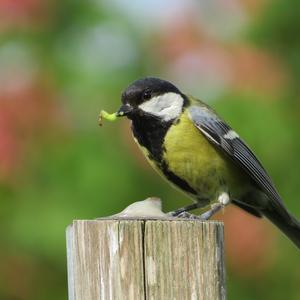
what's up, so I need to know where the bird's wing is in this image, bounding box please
[187,103,284,207]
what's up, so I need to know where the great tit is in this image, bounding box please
[100,77,300,250]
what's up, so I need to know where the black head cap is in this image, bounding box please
[121,77,182,107]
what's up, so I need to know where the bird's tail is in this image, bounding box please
[262,204,300,250]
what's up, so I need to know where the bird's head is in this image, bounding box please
[117,77,186,122]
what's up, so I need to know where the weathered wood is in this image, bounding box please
[66,219,225,300]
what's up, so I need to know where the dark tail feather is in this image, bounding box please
[262,205,300,250]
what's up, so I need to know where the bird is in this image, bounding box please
[100,77,300,249]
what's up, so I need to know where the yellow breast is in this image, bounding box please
[163,111,244,200]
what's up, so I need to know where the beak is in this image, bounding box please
[116,104,133,117]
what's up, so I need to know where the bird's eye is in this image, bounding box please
[143,89,152,100]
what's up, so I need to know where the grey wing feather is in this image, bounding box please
[188,104,284,206]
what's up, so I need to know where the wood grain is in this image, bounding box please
[66,219,225,300]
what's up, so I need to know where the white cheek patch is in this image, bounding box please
[139,92,184,122]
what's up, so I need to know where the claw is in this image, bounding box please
[175,211,204,220]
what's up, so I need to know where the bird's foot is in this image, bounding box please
[175,211,205,220]
[174,204,223,220]
[167,202,200,217]
[198,203,223,220]
[168,193,230,220]
[199,193,230,220]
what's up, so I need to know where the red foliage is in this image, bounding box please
[215,205,277,277]
[0,0,50,29]
[156,18,288,97]
[0,81,63,181]
[230,46,288,95]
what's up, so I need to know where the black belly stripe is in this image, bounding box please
[131,113,171,162]
[161,161,197,195]
[130,113,197,195]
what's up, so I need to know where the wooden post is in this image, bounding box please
[66,219,225,300]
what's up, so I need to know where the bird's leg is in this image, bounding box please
[174,192,230,220]
[167,202,200,217]
[173,211,202,219]
[199,203,223,220]
[199,192,230,220]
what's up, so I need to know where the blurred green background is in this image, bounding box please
[0,0,300,299]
